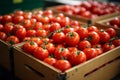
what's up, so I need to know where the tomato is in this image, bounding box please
[33,22,43,30]
[15,27,26,40]
[22,37,31,42]
[83,48,98,60]
[38,16,50,24]
[50,22,61,32]
[23,12,32,19]
[30,18,37,28]
[22,19,31,30]
[42,24,51,31]
[69,50,86,66]
[78,40,91,50]
[70,20,80,26]
[80,1,92,10]
[54,47,70,60]
[36,29,47,37]
[106,28,116,37]
[109,17,120,26]
[57,13,65,18]
[0,32,7,40]
[43,10,53,15]
[23,41,38,55]
[80,11,92,18]
[14,10,24,16]
[33,47,49,61]
[52,32,65,44]
[76,26,88,40]
[59,17,70,27]
[102,43,115,52]
[0,24,4,31]
[99,30,110,44]
[87,26,99,33]
[26,29,36,37]
[65,32,80,46]
[6,36,19,45]
[67,47,78,53]
[30,37,43,46]
[54,60,71,72]
[87,31,100,45]
[4,23,14,34]
[62,26,74,34]
[113,39,120,47]
[93,44,103,55]
[13,15,24,24]
[44,57,57,66]
[2,15,12,23]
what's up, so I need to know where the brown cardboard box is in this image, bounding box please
[13,27,120,80]
[47,5,120,25]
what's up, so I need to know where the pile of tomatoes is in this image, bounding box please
[0,10,120,72]
[55,1,120,19]
[105,17,120,29]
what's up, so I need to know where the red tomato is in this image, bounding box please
[23,41,38,55]
[50,22,61,32]
[67,47,78,53]
[65,32,80,46]
[44,57,57,66]
[80,11,92,18]
[87,31,100,45]
[23,12,32,19]
[30,37,43,46]
[6,36,19,45]
[0,24,4,31]
[22,37,31,42]
[33,47,49,61]
[87,26,99,33]
[77,26,88,40]
[99,30,110,44]
[106,28,116,37]
[22,19,31,30]
[59,17,70,27]
[13,15,24,24]
[93,44,103,55]
[4,23,14,34]
[54,47,70,60]
[38,16,50,24]
[52,32,65,44]
[0,32,7,40]
[80,1,92,10]
[54,60,71,72]
[26,30,36,37]
[78,40,91,50]
[83,48,98,60]
[69,50,86,66]
[2,15,12,23]
[102,43,115,52]
[63,27,74,34]
[33,22,43,30]
[36,29,47,37]
[113,39,120,47]
[14,10,24,16]
[43,10,53,15]
[70,20,80,26]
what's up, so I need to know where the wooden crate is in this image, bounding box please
[47,5,120,25]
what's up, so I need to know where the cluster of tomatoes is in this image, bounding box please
[0,9,120,72]
[105,17,120,29]
[55,0,120,19]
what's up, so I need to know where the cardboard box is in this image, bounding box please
[47,5,120,25]
[13,28,120,80]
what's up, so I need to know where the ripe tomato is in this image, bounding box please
[87,26,99,33]
[52,32,65,44]
[36,29,47,37]
[0,32,7,40]
[62,27,74,34]
[23,41,38,55]
[43,10,53,15]
[44,57,57,66]
[2,15,12,23]
[54,60,71,72]
[113,39,120,47]
[30,37,43,46]
[78,40,91,50]
[93,44,103,55]
[54,47,70,60]
[23,12,32,19]
[67,47,78,53]
[33,22,43,30]
[83,48,98,60]
[33,47,49,61]
[80,11,92,18]
[69,50,86,66]
[26,29,36,37]
[87,31,100,45]
[22,19,31,30]
[59,17,70,27]
[65,32,80,46]
[14,10,24,16]
[6,36,19,45]
[0,24,4,31]
[4,23,14,34]
[38,16,50,24]
[50,22,61,32]
[102,43,115,52]
[13,15,24,24]
[99,30,110,44]
[106,28,116,37]
[76,26,88,40]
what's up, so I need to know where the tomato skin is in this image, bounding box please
[33,47,49,61]
[59,17,70,27]
[26,30,36,37]
[99,30,110,44]
[69,50,86,66]
[38,16,50,24]
[13,15,24,24]
[54,47,70,60]
[63,27,74,34]
[4,23,14,34]
[87,26,99,33]
[54,60,71,72]
[30,37,43,46]
[87,31,100,45]
[106,28,116,37]
[83,48,98,60]
[52,32,65,44]
[2,15,12,23]
[50,22,61,32]
[68,47,78,53]
[78,40,91,50]
[102,43,115,52]
[23,41,38,55]
[6,36,20,45]
[65,32,80,47]
[33,22,43,30]
[93,44,103,55]
[113,39,120,47]
[44,57,57,66]
[76,27,88,40]
[0,32,7,40]
[0,24,4,31]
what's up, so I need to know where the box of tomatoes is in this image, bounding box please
[47,0,120,25]
[13,13,120,80]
